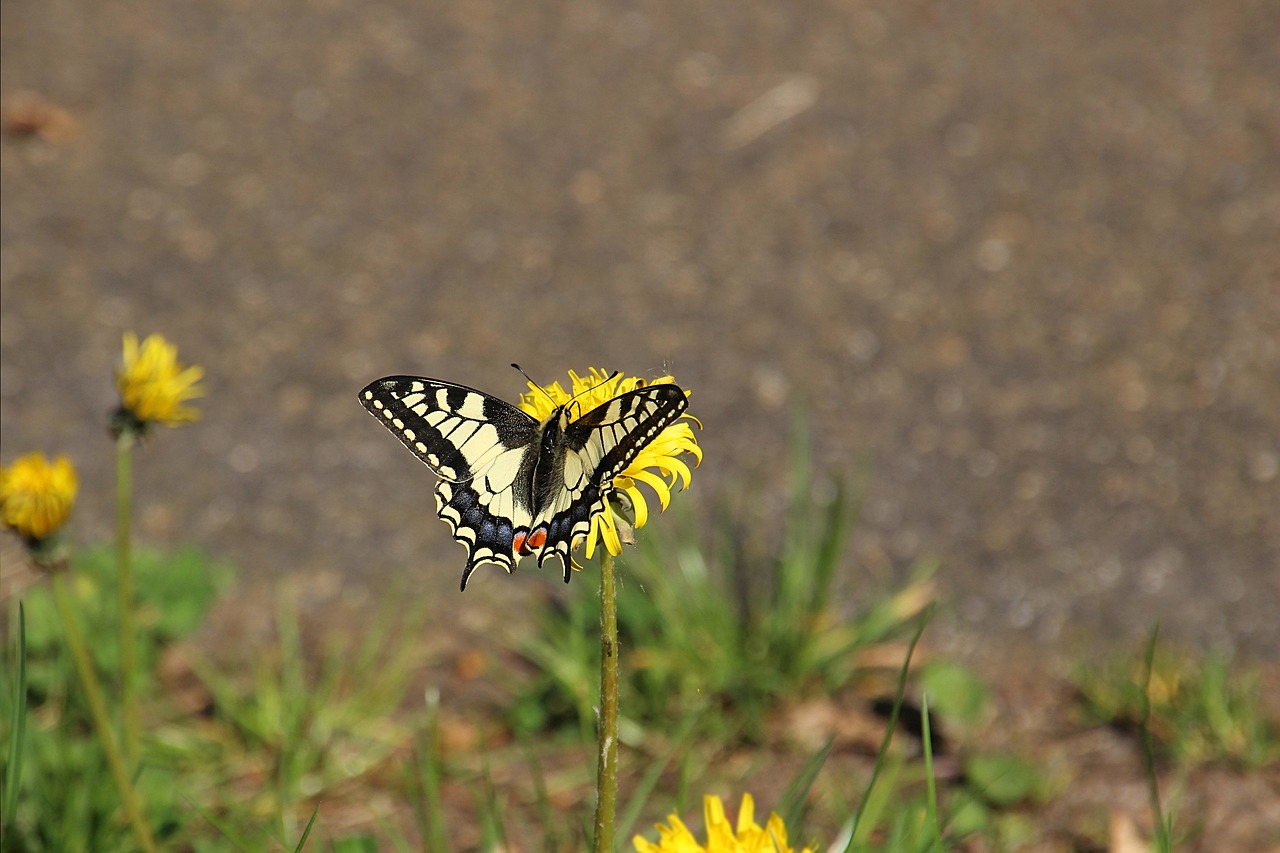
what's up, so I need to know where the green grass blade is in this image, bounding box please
[375,813,417,853]
[1139,626,1173,853]
[847,755,903,852]
[409,689,451,853]
[780,411,820,624]
[920,695,943,853]
[475,751,507,852]
[292,804,321,853]
[189,799,263,852]
[514,727,561,853]
[846,603,934,852]
[778,734,833,833]
[805,478,848,619]
[3,602,29,846]
[617,709,703,843]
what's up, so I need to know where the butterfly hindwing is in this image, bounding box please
[360,374,688,591]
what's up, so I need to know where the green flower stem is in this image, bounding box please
[51,572,157,853]
[116,431,139,767]
[593,549,620,853]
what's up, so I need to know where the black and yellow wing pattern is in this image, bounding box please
[359,375,687,590]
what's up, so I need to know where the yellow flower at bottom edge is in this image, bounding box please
[0,452,78,542]
[517,367,702,564]
[634,794,814,853]
[116,332,205,429]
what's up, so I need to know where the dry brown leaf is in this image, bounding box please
[2,91,78,144]
[1108,809,1147,853]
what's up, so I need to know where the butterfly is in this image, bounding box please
[359,370,688,590]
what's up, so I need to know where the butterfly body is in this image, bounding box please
[360,375,687,590]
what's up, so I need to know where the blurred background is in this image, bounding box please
[2,0,1277,660]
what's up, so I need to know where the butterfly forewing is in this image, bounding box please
[359,377,539,482]
[565,384,688,484]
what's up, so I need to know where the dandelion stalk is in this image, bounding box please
[51,569,157,853]
[593,548,620,853]
[111,332,205,766]
[356,366,699,851]
[116,429,140,767]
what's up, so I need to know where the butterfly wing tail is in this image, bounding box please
[436,480,522,590]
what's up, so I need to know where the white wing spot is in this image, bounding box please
[457,394,488,420]
[446,420,481,445]
[481,447,525,492]
[458,423,500,463]
[563,452,584,488]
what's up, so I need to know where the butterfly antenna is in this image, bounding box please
[567,370,623,419]
[588,370,622,397]
[511,363,558,407]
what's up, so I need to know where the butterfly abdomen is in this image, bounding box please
[530,407,572,515]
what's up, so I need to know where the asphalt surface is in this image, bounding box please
[2,0,1277,660]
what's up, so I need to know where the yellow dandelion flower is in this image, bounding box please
[1,452,78,544]
[115,332,205,432]
[634,794,814,853]
[518,367,702,562]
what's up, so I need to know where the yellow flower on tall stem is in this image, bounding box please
[0,451,156,852]
[110,331,205,769]
[634,794,814,853]
[0,452,77,553]
[113,332,205,435]
[521,367,701,853]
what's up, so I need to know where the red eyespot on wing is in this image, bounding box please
[527,527,547,550]
[513,530,529,555]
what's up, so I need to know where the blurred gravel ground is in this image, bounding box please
[2,0,1277,659]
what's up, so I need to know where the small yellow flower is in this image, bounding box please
[634,794,814,853]
[1,452,78,543]
[115,332,205,432]
[518,367,702,562]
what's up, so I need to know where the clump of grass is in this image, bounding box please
[511,425,935,743]
[1,544,436,850]
[2,546,227,851]
[506,425,1075,850]
[1074,636,1280,770]
[189,583,428,844]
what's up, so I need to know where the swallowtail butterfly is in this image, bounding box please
[359,371,688,590]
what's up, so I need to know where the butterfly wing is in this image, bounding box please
[529,383,689,574]
[359,376,541,589]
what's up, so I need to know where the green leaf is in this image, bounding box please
[944,788,990,837]
[331,835,380,853]
[919,661,989,726]
[964,753,1041,807]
